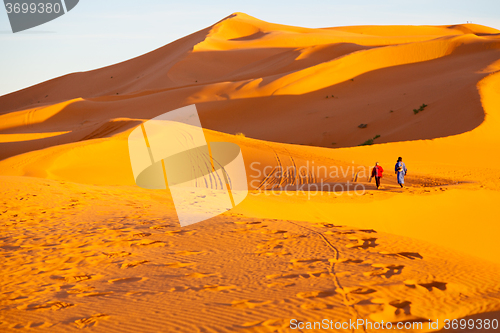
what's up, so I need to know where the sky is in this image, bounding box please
[1,0,499,97]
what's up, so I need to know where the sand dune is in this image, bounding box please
[1,12,500,332]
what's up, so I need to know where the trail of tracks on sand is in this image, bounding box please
[286,220,367,333]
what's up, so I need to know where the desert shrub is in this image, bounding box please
[359,139,374,146]
[413,103,428,115]
[359,134,381,146]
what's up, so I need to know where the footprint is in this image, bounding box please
[185,272,218,278]
[359,229,377,234]
[176,250,204,256]
[296,290,335,298]
[9,321,53,329]
[364,264,404,278]
[257,244,283,250]
[74,314,109,329]
[231,300,272,309]
[131,232,151,238]
[267,282,295,288]
[121,260,149,268]
[23,301,74,311]
[379,251,423,260]
[168,286,191,292]
[335,230,357,235]
[307,271,331,278]
[369,299,426,323]
[65,275,91,282]
[165,262,196,268]
[290,258,325,267]
[202,285,236,292]
[290,259,323,264]
[131,240,167,247]
[330,258,364,264]
[266,273,299,279]
[337,286,377,295]
[149,225,171,230]
[418,281,447,291]
[233,228,255,234]
[313,223,341,228]
[164,230,184,236]
[108,277,143,284]
[268,271,327,279]
[103,251,131,258]
[300,302,329,310]
[255,250,291,257]
[347,237,378,249]
[261,229,288,234]
[404,280,447,291]
[76,292,114,297]
[256,238,289,251]
[50,302,74,310]
[67,286,95,294]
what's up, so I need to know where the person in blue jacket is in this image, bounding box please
[395,157,407,188]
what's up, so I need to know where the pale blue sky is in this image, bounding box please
[1,0,499,97]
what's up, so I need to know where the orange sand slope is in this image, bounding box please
[1,12,500,331]
[1,176,500,332]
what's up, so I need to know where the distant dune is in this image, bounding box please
[1,13,499,183]
[1,13,500,332]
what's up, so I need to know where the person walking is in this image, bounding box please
[395,157,407,188]
[371,162,384,189]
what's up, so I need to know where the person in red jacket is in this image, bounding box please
[371,162,384,189]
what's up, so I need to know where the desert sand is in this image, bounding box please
[1,13,500,332]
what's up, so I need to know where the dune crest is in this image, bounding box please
[0,13,499,177]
